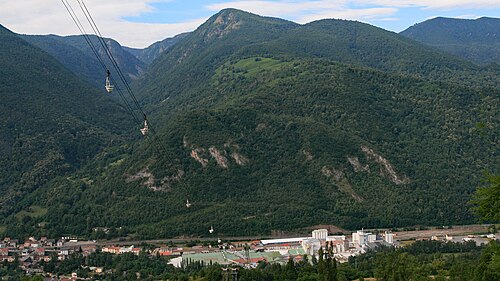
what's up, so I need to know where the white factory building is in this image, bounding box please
[260,228,395,258]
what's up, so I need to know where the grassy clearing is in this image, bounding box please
[215,57,287,79]
[15,205,48,220]
[233,57,286,76]
[109,158,125,167]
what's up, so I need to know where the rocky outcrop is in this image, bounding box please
[127,168,184,192]
[209,146,229,168]
[321,166,364,202]
[303,149,314,161]
[231,152,249,165]
[347,156,370,172]
[321,166,345,181]
[190,148,209,167]
[361,145,410,185]
[205,11,242,41]
[184,137,249,168]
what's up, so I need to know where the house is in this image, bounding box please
[131,248,141,255]
[103,246,122,254]
[35,248,45,256]
[0,248,8,256]
[81,245,97,256]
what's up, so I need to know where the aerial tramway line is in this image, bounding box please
[60,0,150,136]
[60,0,208,231]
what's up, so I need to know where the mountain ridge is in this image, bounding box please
[400,16,500,64]
[21,34,146,89]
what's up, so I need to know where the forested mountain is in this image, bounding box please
[2,10,498,239]
[138,9,495,107]
[5,10,498,239]
[21,34,146,88]
[123,32,189,65]
[401,17,500,64]
[0,24,134,220]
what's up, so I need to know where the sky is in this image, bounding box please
[0,0,498,48]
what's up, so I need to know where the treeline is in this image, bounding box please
[4,240,499,281]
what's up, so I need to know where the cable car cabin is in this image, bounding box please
[140,119,149,136]
[186,199,192,208]
[209,226,214,234]
[105,70,114,93]
[105,77,114,93]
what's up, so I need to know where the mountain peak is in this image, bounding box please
[192,8,295,42]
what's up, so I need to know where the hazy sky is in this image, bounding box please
[0,0,498,48]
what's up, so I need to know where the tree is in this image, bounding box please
[318,248,327,281]
[472,173,500,222]
[326,243,338,281]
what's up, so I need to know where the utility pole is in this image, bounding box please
[222,267,238,281]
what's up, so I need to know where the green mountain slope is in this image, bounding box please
[401,17,500,64]
[0,24,134,218]
[136,9,299,105]
[4,10,499,239]
[123,32,189,65]
[10,57,498,238]
[138,10,496,109]
[21,34,146,88]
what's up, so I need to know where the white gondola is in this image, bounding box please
[185,199,192,208]
[105,70,114,93]
[209,226,214,234]
[140,119,149,136]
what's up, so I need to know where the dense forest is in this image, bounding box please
[401,17,500,65]
[0,10,499,240]
[0,24,134,221]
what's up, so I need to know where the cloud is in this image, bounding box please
[454,14,480,19]
[353,0,500,10]
[298,7,398,23]
[206,0,500,22]
[206,1,399,23]
[0,0,498,47]
[206,1,346,18]
[0,0,201,48]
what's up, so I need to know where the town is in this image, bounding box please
[1,226,496,280]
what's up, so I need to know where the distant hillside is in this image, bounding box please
[124,33,189,65]
[136,9,299,105]
[401,17,500,64]
[0,24,134,219]
[6,10,498,240]
[21,34,146,88]
[138,9,495,107]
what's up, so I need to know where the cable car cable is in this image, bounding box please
[63,0,169,160]
[76,0,168,153]
[60,0,142,126]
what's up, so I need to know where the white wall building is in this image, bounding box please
[384,231,394,244]
[352,230,373,247]
[302,238,322,256]
[312,229,328,241]
[367,234,377,243]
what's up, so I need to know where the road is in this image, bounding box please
[65,224,494,247]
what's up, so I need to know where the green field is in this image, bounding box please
[184,250,285,265]
[216,57,287,78]
[15,205,48,220]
